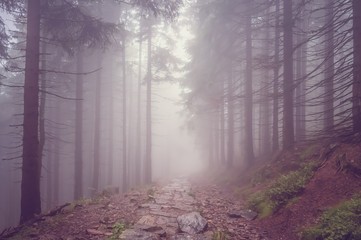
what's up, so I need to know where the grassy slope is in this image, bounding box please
[204,142,361,239]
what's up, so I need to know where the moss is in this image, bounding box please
[247,161,319,217]
[301,195,361,240]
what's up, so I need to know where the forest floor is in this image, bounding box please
[2,142,361,240]
[2,178,266,240]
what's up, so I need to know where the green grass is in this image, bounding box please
[108,222,127,240]
[301,195,361,240]
[247,161,319,218]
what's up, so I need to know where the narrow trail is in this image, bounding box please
[121,177,206,239]
[4,178,267,239]
[120,178,267,239]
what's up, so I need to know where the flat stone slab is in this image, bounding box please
[177,212,208,234]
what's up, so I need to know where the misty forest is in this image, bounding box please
[1,0,361,239]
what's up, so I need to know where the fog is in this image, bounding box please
[0,0,357,231]
[152,82,204,179]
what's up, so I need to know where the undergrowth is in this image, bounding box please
[301,195,361,240]
[247,161,319,218]
[108,222,127,240]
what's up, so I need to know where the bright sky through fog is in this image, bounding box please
[152,4,203,178]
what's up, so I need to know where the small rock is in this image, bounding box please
[228,210,242,218]
[177,212,207,234]
[240,209,258,221]
[228,209,257,220]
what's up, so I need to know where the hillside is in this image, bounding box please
[192,141,361,239]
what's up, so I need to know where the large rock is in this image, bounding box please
[119,229,160,240]
[177,212,207,234]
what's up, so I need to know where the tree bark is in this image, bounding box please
[53,99,60,206]
[74,48,84,200]
[145,22,152,184]
[283,0,295,149]
[21,0,41,223]
[273,0,280,151]
[244,1,255,165]
[353,0,361,133]
[261,11,271,156]
[324,0,334,131]
[107,55,114,186]
[135,32,142,186]
[227,65,234,168]
[122,36,128,192]
[220,84,226,164]
[92,52,102,193]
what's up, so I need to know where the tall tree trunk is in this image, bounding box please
[244,1,255,165]
[261,15,271,156]
[353,0,361,133]
[145,22,152,184]
[283,0,295,149]
[295,20,303,141]
[324,0,334,131]
[74,49,84,199]
[21,0,41,223]
[39,38,47,211]
[273,0,280,151]
[92,52,102,193]
[208,116,215,167]
[135,33,142,186]
[46,135,53,210]
[214,105,220,163]
[39,40,46,175]
[122,37,128,192]
[295,4,307,141]
[227,65,234,168]
[300,19,307,137]
[107,56,114,186]
[53,99,60,206]
[220,84,226,164]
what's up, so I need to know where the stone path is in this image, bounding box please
[120,178,210,240]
